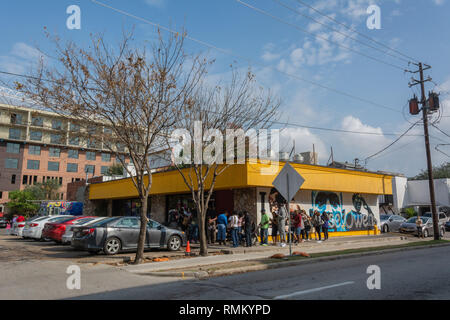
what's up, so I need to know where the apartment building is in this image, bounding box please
[0,103,128,211]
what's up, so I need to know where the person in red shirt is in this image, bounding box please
[293,210,303,243]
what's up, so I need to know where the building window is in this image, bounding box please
[6,143,20,154]
[22,175,28,185]
[68,149,79,159]
[49,147,61,157]
[69,136,79,146]
[27,160,40,170]
[5,158,19,169]
[52,119,62,130]
[85,165,95,174]
[86,151,96,161]
[31,116,43,127]
[59,177,63,185]
[101,166,109,175]
[116,143,125,152]
[67,163,78,173]
[11,174,16,184]
[30,130,42,141]
[10,113,23,125]
[29,145,41,155]
[48,161,60,172]
[87,139,98,149]
[104,127,112,135]
[101,153,111,162]
[70,123,80,132]
[116,155,126,164]
[9,128,21,140]
[50,134,63,144]
[33,176,37,185]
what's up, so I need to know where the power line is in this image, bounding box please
[90,0,401,114]
[364,120,421,163]
[293,0,420,64]
[272,0,411,64]
[235,0,407,71]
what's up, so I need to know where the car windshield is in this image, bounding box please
[90,217,120,227]
[48,216,74,223]
[423,213,432,217]
[380,215,390,221]
[407,217,430,223]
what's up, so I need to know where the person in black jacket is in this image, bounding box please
[243,211,253,247]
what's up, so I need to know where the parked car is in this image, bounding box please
[71,216,187,255]
[422,212,449,224]
[0,217,9,228]
[23,215,73,240]
[446,221,450,232]
[42,216,96,243]
[11,216,42,237]
[379,214,406,233]
[399,216,445,238]
[61,217,107,244]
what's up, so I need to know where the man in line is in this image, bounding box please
[259,209,269,246]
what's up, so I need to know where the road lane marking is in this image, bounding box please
[273,281,355,300]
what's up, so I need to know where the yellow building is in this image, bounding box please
[87,160,394,237]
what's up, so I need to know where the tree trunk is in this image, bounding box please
[198,207,208,256]
[134,196,149,264]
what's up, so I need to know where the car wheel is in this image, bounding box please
[168,235,182,251]
[104,237,121,255]
[383,225,389,233]
[423,229,429,238]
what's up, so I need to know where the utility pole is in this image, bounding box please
[408,62,440,240]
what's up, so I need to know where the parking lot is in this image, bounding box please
[0,229,192,265]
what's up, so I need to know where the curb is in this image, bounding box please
[136,242,450,279]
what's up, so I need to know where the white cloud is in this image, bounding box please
[0,42,43,75]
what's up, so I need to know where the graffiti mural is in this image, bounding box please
[310,192,376,232]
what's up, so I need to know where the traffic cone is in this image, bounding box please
[185,241,191,256]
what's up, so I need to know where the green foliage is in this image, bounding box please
[25,180,61,200]
[6,190,39,217]
[106,163,124,176]
[411,162,450,180]
[405,207,417,218]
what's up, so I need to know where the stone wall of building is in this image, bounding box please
[150,195,166,223]
[233,188,257,222]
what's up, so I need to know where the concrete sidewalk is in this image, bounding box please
[122,233,419,275]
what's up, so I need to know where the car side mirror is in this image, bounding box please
[389,218,393,222]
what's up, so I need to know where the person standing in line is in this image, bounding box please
[293,209,303,244]
[313,210,323,242]
[270,207,279,245]
[207,215,217,244]
[216,211,228,245]
[321,211,330,241]
[238,212,244,244]
[301,210,309,241]
[243,211,253,247]
[278,205,287,247]
[416,216,424,239]
[259,209,270,246]
[229,211,240,248]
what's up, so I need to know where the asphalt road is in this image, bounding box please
[73,245,450,300]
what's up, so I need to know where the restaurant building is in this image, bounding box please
[86,161,394,237]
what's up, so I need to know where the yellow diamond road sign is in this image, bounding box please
[272,162,305,202]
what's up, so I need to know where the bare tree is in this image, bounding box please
[15,29,207,264]
[169,69,281,256]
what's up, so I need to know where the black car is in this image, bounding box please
[446,221,450,232]
[71,216,187,255]
[0,217,9,228]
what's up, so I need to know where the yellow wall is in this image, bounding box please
[89,161,393,200]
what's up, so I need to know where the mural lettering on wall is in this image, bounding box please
[310,192,376,232]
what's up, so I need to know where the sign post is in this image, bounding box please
[272,162,305,256]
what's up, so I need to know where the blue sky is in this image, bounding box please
[1,0,450,177]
